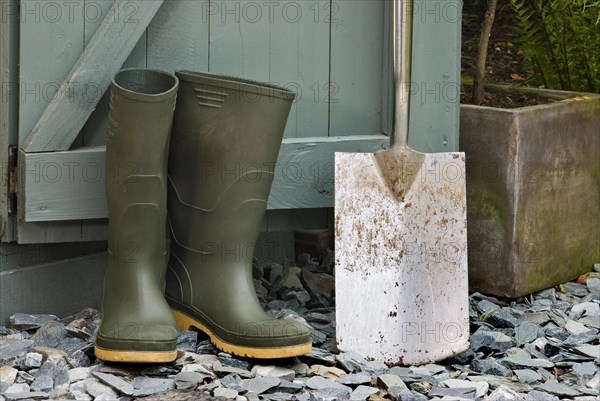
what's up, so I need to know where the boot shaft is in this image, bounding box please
[168,71,295,253]
[106,69,178,271]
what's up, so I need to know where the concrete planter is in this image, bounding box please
[460,86,600,297]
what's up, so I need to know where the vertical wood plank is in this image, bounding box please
[381,0,394,137]
[81,0,148,148]
[19,0,85,147]
[1,0,19,241]
[329,0,384,136]
[409,0,462,153]
[209,0,270,81]
[267,1,330,138]
[147,0,209,72]
[209,1,330,138]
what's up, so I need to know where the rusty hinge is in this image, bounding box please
[7,145,17,214]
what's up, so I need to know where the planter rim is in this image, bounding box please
[461,84,600,113]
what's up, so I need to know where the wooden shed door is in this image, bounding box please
[8,0,461,244]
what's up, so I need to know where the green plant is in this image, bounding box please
[510,0,600,92]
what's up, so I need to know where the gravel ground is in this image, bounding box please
[0,256,598,401]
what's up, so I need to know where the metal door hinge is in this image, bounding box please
[7,145,17,214]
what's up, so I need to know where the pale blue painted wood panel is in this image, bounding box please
[19,0,85,146]
[209,1,330,138]
[409,0,462,153]
[329,0,384,137]
[209,0,270,81]
[82,0,148,148]
[147,0,210,72]
[265,1,330,138]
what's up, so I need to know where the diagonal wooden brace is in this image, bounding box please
[23,0,165,153]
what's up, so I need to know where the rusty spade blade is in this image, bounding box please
[334,0,469,365]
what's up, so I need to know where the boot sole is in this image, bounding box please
[171,308,312,359]
[94,345,178,363]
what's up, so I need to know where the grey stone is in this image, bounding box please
[528,390,560,401]
[594,264,600,273]
[283,290,311,305]
[141,365,180,377]
[0,383,8,394]
[93,372,134,395]
[471,358,511,377]
[470,330,514,354]
[500,348,554,369]
[30,322,68,348]
[272,379,303,393]
[9,314,57,331]
[336,372,373,386]
[484,309,519,328]
[23,352,42,368]
[564,282,590,297]
[174,372,208,390]
[408,381,431,395]
[84,378,118,399]
[440,378,488,398]
[477,300,500,314]
[33,361,69,389]
[3,383,29,393]
[571,344,600,358]
[213,362,253,379]
[131,377,176,397]
[566,320,594,335]
[300,348,336,366]
[240,376,280,395]
[2,392,49,401]
[219,355,253,371]
[573,362,597,377]
[218,373,243,390]
[68,367,91,383]
[487,385,531,401]
[570,302,600,320]
[349,385,378,400]
[563,331,600,346]
[0,340,34,362]
[586,278,600,294]
[513,369,542,384]
[515,322,540,345]
[290,363,309,376]
[174,331,197,353]
[251,366,295,382]
[214,387,239,399]
[428,386,477,398]
[377,374,407,391]
[519,312,550,325]
[336,352,376,374]
[69,381,92,401]
[301,270,334,300]
[29,375,53,392]
[467,375,532,393]
[396,389,428,401]
[305,376,351,397]
[196,339,219,355]
[534,381,582,397]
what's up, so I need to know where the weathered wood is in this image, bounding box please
[16,220,107,245]
[147,1,209,72]
[83,0,149,148]
[330,1,384,136]
[208,0,330,138]
[0,0,19,242]
[22,0,165,152]
[409,0,462,152]
[0,252,107,323]
[19,135,389,222]
[18,0,85,148]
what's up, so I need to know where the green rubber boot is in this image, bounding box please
[166,71,312,358]
[94,69,179,363]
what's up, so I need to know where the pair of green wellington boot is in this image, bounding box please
[94,69,312,363]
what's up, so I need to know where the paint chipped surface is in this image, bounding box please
[335,146,469,365]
